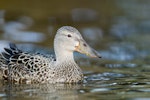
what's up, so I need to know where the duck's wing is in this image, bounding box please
[0,43,53,83]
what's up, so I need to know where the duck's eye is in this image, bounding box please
[83,43,87,47]
[67,34,72,37]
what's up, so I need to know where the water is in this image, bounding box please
[0,69,150,100]
[0,0,150,100]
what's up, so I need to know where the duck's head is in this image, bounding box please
[54,26,101,58]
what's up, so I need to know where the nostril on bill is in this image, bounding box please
[98,56,102,58]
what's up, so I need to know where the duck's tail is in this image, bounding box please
[1,43,22,63]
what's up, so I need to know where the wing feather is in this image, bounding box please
[0,43,53,83]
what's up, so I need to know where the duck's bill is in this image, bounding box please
[75,39,101,58]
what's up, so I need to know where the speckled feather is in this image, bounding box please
[0,44,83,84]
[0,26,100,84]
[0,44,53,83]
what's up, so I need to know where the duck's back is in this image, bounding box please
[0,43,55,84]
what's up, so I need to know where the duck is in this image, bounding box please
[0,26,101,84]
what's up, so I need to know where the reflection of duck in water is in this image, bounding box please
[0,26,101,84]
[2,83,81,100]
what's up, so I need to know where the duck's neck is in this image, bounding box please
[55,50,75,64]
[54,46,75,66]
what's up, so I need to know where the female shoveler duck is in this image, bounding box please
[0,26,101,84]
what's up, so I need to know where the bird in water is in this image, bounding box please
[0,26,101,84]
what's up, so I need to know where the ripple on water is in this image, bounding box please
[85,72,126,82]
[101,42,138,61]
[3,21,46,42]
[0,93,6,97]
[138,89,150,92]
[90,88,110,93]
[105,63,137,68]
